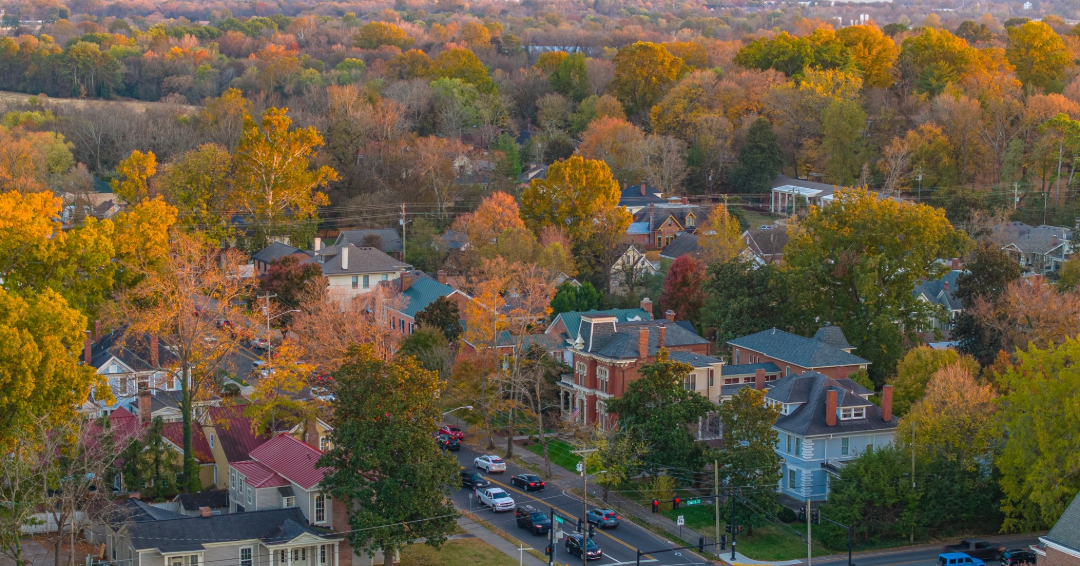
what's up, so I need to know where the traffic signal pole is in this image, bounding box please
[731,489,737,560]
[714,460,721,559]
[548,507,555,566]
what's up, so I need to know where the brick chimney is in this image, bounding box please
[341,246,349,270]
[951,257,959,270]
[640,182,646,196]
[84,330,92,365]
[665,309,675,322]
[658,325,666,350]
[150,334,159,367]
[314,237,322,251]
[754,368,765,390]
[681,197,689,205]
[199,507,211,518]
[139,390,151,425]
[944,281,949,291]
[638,327,649,359]
[640,297,652,316]
[94,320,101,341]
[437,270,447,285]
[881,384,894,422]
[826,389,837,426]
[1054,235,1059,247]
[400,270,412,292]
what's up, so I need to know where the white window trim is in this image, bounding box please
[314,493,326,523]
[841,437,850,456]
[239,547,253,566]
[597,367,609,393]
[283,496,295,508]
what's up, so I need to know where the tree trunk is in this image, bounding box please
[52,511,67,566]
[382,547,394,566]
[69,511,77,566]
[505,381,515,459]
[180,363,195,493]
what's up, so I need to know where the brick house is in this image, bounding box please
[253,242,312,276]
[556,315,710,430]
[727,327,870,380]
[1037,491,1080,566]
[626,202,705,250]
[545,301,654,364]
[382,270,471,339]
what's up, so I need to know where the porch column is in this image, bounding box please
[269,548,275,566]
[771,190,775,213]
[288,547,293,566]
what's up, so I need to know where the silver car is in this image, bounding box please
[474,455,506,473]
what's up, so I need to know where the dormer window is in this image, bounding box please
[840,407,866,420]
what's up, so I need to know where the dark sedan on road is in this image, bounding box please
[1001,549,1036,566]
[437,434,460,451]
[460,470,490,489]
[586,508,620,529]
[566,534,602,560]
[515,505,551,535]
[510,474,545,491]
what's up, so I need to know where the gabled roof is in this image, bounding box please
[582,319,709,360]
[91,328,176,373]
[660,232,699,260]
[1046,491,1080,553]
[618,184,666,208]
[518,164,548,184]
[812,326,853,350]
[668,351,722,368]
[335,228,403,254]
[743,228,788,261]
[547,308,652,342]
[249,433,328,490]
[914,270,964,311]
[633,204,705,232]
[398,274,461,318]
[126,507,335,553]
[728,327,869,369]
[766,372,891,437]
[990,222,1072,255]
[306,244,410,276]
[109,498,189,525]
[206,405,272,463]
[253,242,310,264]
[232,460,290,488]
[176,489,229,511]
[163,421,214,464]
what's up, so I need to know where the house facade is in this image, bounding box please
[767,373,897,502]
[625,201,704,251]
[913,268,964,333]
[1037,491,1080,566]
[727,327,870,380]
[557,315,710,429]
[545,303,654,364]
[306,242,409,302]
[989,222,1074,274]
[228,434,331,528]
[253,243,312,276]
[609,245,658,295]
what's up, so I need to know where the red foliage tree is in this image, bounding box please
[659,255,706,325]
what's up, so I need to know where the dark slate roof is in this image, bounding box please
[518,164,548,184]
[813,326,853,350]
[110,498,189,524]
[91,328,177,373]
[766,372,892,437]
[914,270,964,311]
[253,242,309,264]
[335,228,403,254]
[1046,491,1080,552]
[618,184,666,208]
[400,275,458,318]
[728,328,869,369]
[548,309,652,342]
[743,228,788,260]
[583,319,709,359]
[306,244,409,276]
[127,507,336,553]
[721,362,781,376]
[990,222,1072,255]
[668,351,722,368]
[439,229,468,251]
[633,204,706,232]
[660,232,699,260]
[176,489,229,511]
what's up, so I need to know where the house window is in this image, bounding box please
[683,373,696,391]
[656,235,662,247]
[788,469,796,489]
[320,436,331,452]
[246,486,252,505]
[315,493,326,523]
[724,377,739,385]
[208,433,214,449]
[786,434,791,453]
[734,351,740,364]
[292,549,306,562]
[351,276,358,289]
[169,556,198,566]
[283,496,295,508]
[320,546,327,565]
[278,551,288,564]
[687,216,695,227]
[109,364,118,374]
[785,366,790,376]
[708,369,714,387]
[363,275,370,288]
[597,367,609,393]
[840,408,865,420]
[213,465,218,485]
[841,437,849,456]
[240,547,252,566]
[795,437,803,455]
[381,274,388,281]
[230,470,236,488]
[597,401,608,431]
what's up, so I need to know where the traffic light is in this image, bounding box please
[588,525,596,539]
[652,499,659,514]
[577,519,584,532]
[698,537,705,552]
[725,525,731,533]
[737,525,743,534]
[812,510,820,525]
[544,546,552,557]
[673,497,680,510]
[720,535,727,550]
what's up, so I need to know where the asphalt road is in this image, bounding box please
[814,537,1042,566]
[449,444,717,566]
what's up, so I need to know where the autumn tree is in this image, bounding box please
[111,149,157,204]
[585,432,648,502]
[610,42,685,119]
[1006,21,1070,92]
[262,255,325,316]
[659,255,706,324]
[453,190,524,249]
[157,143,234,245]
[901,363,997,468]
[434,48,494,92]
[836,24,900,88]
[320,345,458,566]
[578,116,647,184]
[970,277,1080,355]
[821,99,868,185]
[233,107,337,249]
[729,117,782,192]
[719,388,783,534]
[898,28,978,95]
[734,29,852,78]
[353,21,413,50]
[785,189,969,383]
[520,156,631,247]
[291,283,403,370]
[550,52,589,102]
[891,346,981,418]
[697,204,744,265]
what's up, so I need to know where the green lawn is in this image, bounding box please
[399,538,518,566]
[737,206,780,229]
[663,505,831,561]
[524,438,581,473]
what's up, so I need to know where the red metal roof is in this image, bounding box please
[206,405,272,463]
[249,433,328,490]
[231,460,290,488]
[163,422,215,464]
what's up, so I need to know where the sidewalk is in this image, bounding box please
[456,517,548,566]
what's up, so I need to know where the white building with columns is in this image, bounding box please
[770,175,845,215]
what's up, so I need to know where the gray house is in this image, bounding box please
[989,222,1073,274]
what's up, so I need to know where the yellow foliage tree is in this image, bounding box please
[610,41,685,119]
[112,149,157,205]
[836,24,899,89]
[520,156,631,246]
[1006,21,1070,92]
[900,363,997,468]
[697,204,744,265]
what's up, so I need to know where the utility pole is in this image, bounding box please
[730,489,737,560]
[807,499,812,566]
[258,293,277,370]
[1013,183,1021,210]
[714,460,721,559]
[911,419,916,543]
[916,168,923,204]
[570,448,597,566]
[399,204,407,263]
[549,506,557,566]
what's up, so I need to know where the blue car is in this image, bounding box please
[940,553,986,566]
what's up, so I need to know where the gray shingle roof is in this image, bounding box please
[1047,492,1080,552]
[721,362,781,376]
[335,228,403,254]
[728,328,869,369]
[766,372,893,437]
[548,309,652,342]
[914,270,964,311]
[176,489,229,511]
[743,228,788,260]
[660,232,699,260]
[253,242,309,264]
[632,204,707,232]
[306,244,409,276]
[813,326,853,350]
[126,507,336,553]
[990,222,1072,255]
[619,184,666,208]
[583,319,708,359]
[668,351,722,368]
[91,328,177,373]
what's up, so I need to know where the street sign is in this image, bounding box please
[677,516,685,526]
[554,515,564,524]
[685,498,702,506]
[576,462,583,472]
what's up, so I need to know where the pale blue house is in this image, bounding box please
[765,372,898,502]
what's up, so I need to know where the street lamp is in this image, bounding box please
[442,405,473,416]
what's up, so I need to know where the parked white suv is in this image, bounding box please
[476,487,516,512]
